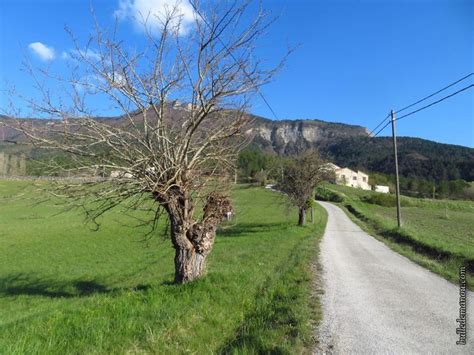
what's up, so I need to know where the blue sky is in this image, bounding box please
[0,0,473,147]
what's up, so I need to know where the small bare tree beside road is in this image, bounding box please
[278,151,333,225]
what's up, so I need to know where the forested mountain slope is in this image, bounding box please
[1,112,472,181]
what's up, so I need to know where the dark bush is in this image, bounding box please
[360,193,395,207]
[360,193,414,207]
[315,187,344,202]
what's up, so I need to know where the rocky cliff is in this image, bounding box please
[247,116,370,155]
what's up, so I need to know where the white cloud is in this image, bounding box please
[114,0,196,36]
[28,42,56,61]
[105,72,127,87]
[74,72,127,93]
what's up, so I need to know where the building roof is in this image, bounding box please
[323,162,340,170]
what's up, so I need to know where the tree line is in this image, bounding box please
[325,136,474,182]
[239,147,474,201]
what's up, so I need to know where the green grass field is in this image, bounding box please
[324,183,474,288]
[0,181,327,354]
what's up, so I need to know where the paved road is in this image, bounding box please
[316,201,474,354]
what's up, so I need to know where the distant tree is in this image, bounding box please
[370,172,392,188]
[253,170,268,186]
[4,1,286,283]
[278,151,333,225]
[238,148,269,180]
[448,179,470,199]
[438,181,450,199]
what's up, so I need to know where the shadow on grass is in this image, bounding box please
[0,273,151,298]
[345,203,474,273]
[218,222,289,238]
[217,282,290,354]
[217,242,305,354]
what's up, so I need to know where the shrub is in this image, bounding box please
[315,187,344,202]
[360,193,414,207]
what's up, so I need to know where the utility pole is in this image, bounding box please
[391,110,402,227]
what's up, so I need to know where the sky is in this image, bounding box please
[0,0,473,147]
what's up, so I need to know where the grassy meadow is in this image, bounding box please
[323,183,474,288]
[0,181,327,354]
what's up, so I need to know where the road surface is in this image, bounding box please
[316,201,473,354]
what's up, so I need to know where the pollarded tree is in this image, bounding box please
[278,151,334,225]
[3,1,285,283]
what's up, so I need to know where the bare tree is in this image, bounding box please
[278,151,333,226]
[2,1,285,283]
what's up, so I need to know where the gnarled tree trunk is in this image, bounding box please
[173,222,218,283]
[174,246,208,283]
[160,190,233,283]
[298,207,306,226]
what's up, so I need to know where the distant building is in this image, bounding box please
[324,163,371,190]
[110,170,133,179]
[170,100,195,111]
[374,185,390,194]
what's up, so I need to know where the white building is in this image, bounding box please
[374,185,390,194]
[325,163,371,190]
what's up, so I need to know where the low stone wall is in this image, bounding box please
[0,175,107,183]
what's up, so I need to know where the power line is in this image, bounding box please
[373,120,391,137]
[189,2,279,120]
[371,76,472,222]
[396,84,474,122]
[368,113,390,136]
[372,81,473,137]
[395,73,473,114]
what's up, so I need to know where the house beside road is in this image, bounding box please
[324,163,371,190]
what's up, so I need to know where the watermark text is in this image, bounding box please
[456,266,466,345]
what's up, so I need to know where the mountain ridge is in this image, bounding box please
[0,112,472,181]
